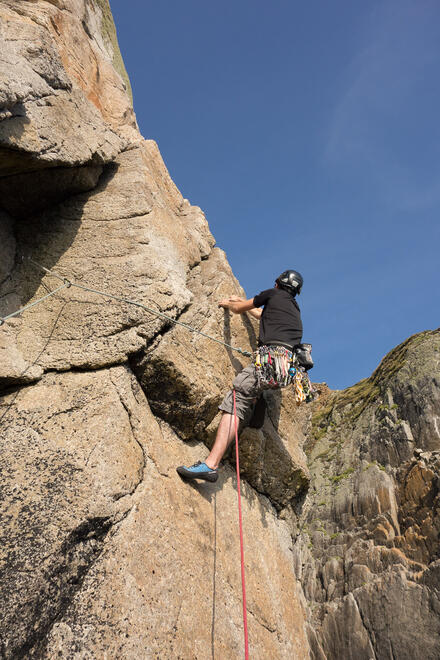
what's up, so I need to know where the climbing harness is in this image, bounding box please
[0,258,251,358]
[254,344,316,403]
[233,389,249,660]
[254,345,294,387]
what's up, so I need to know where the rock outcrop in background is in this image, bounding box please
[0,1,439,658]
[294,330,440,659]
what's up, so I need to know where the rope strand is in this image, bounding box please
[233,389,250,659]
[0,258,252,357]
[0,283,70,326]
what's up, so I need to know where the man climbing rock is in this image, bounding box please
[176,269,304,483]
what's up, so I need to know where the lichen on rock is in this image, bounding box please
[295,329,440,659]
[0,2,312,658]
[89,0,133,101]
[1,1,440,658]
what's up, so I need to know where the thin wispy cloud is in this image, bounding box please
[325,0,440,210]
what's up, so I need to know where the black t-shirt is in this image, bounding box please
[253,288,303,349]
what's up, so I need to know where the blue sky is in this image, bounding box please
[109,0,439,389]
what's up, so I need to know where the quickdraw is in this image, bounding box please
[254,345,316,404]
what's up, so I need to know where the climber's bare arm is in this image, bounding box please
[218,295,262,318]
[247,306,263,320]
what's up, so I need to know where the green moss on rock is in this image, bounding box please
[93,0,133,102]
[314,330,438,431]
[329,467,355,483]
[307,398,336,451]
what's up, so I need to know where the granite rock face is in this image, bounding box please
[1,1,439,658]
[1,366,310,659]
[0,0,135,215]
[294,330,440,659]
[0,2,310,658]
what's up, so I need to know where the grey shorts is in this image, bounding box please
[219,364,274,422]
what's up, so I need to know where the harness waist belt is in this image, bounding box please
[259,340,297,351]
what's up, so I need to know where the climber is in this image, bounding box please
[176,269,304,483]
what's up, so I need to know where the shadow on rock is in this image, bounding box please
[2,162,119,311]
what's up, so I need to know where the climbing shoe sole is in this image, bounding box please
[176,466,219,482]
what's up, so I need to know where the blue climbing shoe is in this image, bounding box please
[176,461,218,483]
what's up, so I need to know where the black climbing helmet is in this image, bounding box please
[276,270,304,295]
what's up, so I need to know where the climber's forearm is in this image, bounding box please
[247,307,262,320]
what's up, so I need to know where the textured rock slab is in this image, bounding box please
[0,0,136,177]
[294,330,440,659]
[0,2,314,658]
[43,420,310,660]
[388,330,440,451]
[236,414,310,509]
[396,450,440,564]
[0,5,122,174]
[315,592,375,660]
[0,366,146,658]
[0,142,214,374]
[134,247,255,439]
[0,319,43,387]
[0,354,311,659]
[51,0,138,141]
[354,568,440,660]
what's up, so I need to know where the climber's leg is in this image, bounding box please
[205,412,236,470]
[176,365,260,481]
[205,365,261,469]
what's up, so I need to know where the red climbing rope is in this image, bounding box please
[233,389,249,660]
